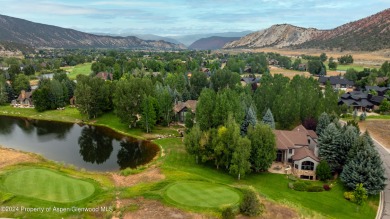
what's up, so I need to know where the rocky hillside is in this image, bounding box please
[296,8,390,51]
[224,24,322,49]
[0,14,185,50]
[189,36,240,50]
[225,9,390,51]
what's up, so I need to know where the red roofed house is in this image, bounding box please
[96,72,113,81]
[273,125,319,180]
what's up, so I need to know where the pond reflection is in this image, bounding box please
[0,115,159,171]
[78,126,113,165]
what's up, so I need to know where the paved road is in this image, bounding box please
[373,138,390,219]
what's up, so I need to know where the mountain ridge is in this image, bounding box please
[224,8,390,51]
[0,14,185,50]
[189,36,240,50]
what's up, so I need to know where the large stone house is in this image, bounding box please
[11,90,34,108]
[273,125,319,180]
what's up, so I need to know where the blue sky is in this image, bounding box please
[0,0,388,36]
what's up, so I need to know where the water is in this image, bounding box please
[0,115,159,171]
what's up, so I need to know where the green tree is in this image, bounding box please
[196,89,216,131]
[240,104,257,135]
[184,124,202,163]
[140,95,157,133]
[155,84,174,126]
[341,136,386,195]
[190,71,209,99]
[323,82,339,114]
[8,64,21,81]
[0,76,8,105]
[213,89,244,128]
[13,74,30,94]
[23,65,35,76]
[262,108,275,129]
[49,79,66,109]
[316,160,332,181]
[320,53,328,62]
[184,109,194,129]
[339,126,359,165]
[318,123,341,172]
[379,99,390,113]
[229,136,251,180]
[74,75,111,119]
[354,183,368,206]
[338,55,354,65]
[113,76,154,127]
[239,189,263,216]
[210,69,240,92]
[308,60,323,75]
[328,57,337,70]
[248,124,276,172]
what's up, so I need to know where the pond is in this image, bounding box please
[0,115,160,171]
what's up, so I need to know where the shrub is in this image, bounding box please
[316,160,332,181]
[307,185,324,192]
[240,190,263,216]
[222,206,236,219]
[293,182,307,191]
[288,182,294,189]
[323,184,331,191]
[288,175,298,181]
[344,192,355,202]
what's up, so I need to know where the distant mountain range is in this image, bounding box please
[224,8,390,51]
[0,14,185,50]
[169,31,253,46]
[189,36,240,50]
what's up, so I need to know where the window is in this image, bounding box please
[308,139,311,144]
[294,164,298,169]
[289,149,293,154]
[301,161,314,170]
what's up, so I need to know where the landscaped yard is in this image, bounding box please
[61,62,92,79]
[0,107,380,219]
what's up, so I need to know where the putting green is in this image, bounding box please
[3,168,95,203]
[165,181,240,208]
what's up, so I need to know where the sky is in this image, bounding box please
[0,0,388,36]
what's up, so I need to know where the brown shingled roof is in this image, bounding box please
[174,100,197,113]
[292,147,320,162]
[273,130,308,150]
[293,124,318,139]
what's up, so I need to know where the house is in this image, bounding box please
[240,77,260,86]
[376,77,389,86]
[273,125,319,180]
[298,63,307,71]
[173,100,197,123]
[365,86,389,96]
[338,90,390,111]
[96,72,113,81]
[268,59,279,66]
[11,90,34,108]
[318,76,354,91]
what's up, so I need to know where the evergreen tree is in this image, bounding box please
[248,124,276,172]
[341,136,386,195]
[339,126,359,165]
[316,160,332,181]
[262,108,275,129]
[240,104,257,135]
[318,123,341,172]
[140,95,157,133]
[316,112,330,136]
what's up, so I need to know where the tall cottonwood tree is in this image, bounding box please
[195,88,216,131]
[248,124,276,172]
[140,95,157,133]
[0,76,7,105]
[230,137,251,180]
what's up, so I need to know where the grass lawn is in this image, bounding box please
[62,63,92,79]
[324,62,376,72]
[164,181,240,209]
[3,168,95,203]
